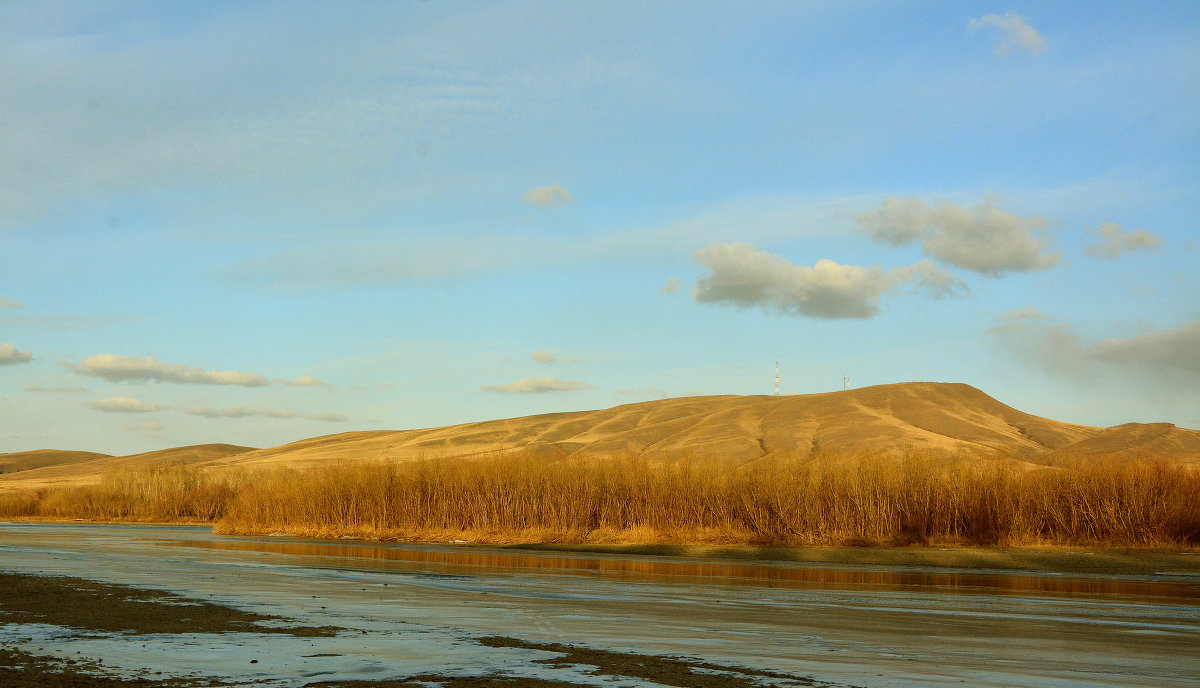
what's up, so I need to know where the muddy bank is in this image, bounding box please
[0,571,832,688]
[0,571,339,637]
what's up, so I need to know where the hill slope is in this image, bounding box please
[3,382,1198,490]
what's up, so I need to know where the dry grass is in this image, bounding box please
[2,452,1197,548]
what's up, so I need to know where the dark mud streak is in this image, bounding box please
[0,571,340,637]
[476,636,829,688]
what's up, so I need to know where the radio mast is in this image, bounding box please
[774,361,780,396]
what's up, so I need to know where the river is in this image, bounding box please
[1,522,1197,687]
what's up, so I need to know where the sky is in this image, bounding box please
[2,1,1198,455]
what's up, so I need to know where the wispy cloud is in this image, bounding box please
[24,385,87,393]
[691,243,964,319]
[187,406,347,422]
[1086,223,1162,259]
[969,12,1047,56]
[120,422,164,433]
[0,298,21,308]
[659,277,683,295]
[523,183,573,207]
[0,313,121,332]
[857,197,1058,275]
[531,351,579,365]
[0,343,33,365]
[277,375,330,387]
[73,354,272,386]
[617,386,668,398]
[481,377,595,393]
[993,315,1200,380]
[988,306,1049,333]
[85,397,162,413]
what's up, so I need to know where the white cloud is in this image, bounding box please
[74,354,271,386]
[85,397,162,413]
[0,298,21,308]
[691,243,964,319]
[856,197,1058,275]
[187,406,346,422]
[523,183,573,207]
[659,277,683,295]
[1086,223,1163,259]
[969,12,1047,56]
[0,343,33,365]
[24,385,87,393]
[481,377,596,393]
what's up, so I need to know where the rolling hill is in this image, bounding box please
[2,382,1198,490]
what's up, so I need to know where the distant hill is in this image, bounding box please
[0,444,254,490]
[0,450,112,475]
[3,383,1197,490]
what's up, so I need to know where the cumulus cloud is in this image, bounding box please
[691,243,964,319]
[24,385,87,393]
[85,397,162,413]
[659,277,684,295]
[187,406,346,422]
[856,198,1057,275]
[523,184,573,207]
[969,12,1047,56]
[0,298,21,308]
[1086,223,1162,259]
[531,351,579,365]
[481,377,596,393]
[74,354,271,386]
[0,343,33,365]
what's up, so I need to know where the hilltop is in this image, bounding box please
[3,382,1198,490]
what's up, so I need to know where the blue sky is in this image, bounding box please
[2,1,1198,455]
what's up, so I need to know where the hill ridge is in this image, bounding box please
[3,382,1198,490]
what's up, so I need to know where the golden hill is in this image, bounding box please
[3,382,1198,490]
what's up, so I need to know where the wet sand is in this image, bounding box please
[1,522,1198,687]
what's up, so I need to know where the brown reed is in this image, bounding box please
[2,452,1197,547]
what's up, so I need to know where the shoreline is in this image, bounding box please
[5,517,1199,576]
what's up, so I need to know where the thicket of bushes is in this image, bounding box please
[3,452,1197,547]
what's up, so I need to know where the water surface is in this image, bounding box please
[1,522,1197,687]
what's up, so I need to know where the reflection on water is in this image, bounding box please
[145,537,1200,602]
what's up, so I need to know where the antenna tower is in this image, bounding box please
[843,375,848,391]
[774,361,781,396]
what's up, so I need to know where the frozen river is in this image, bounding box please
[1,522,1198,687]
